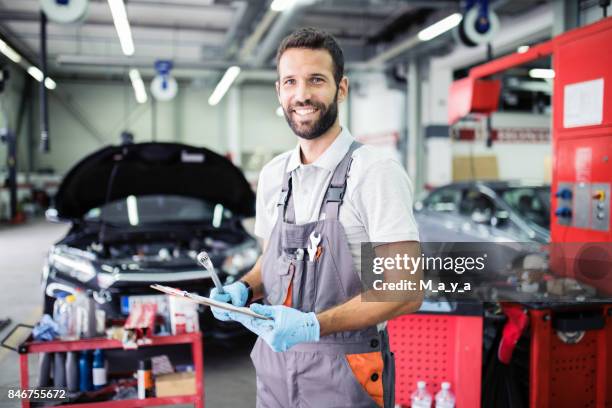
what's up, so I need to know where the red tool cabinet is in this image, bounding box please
[16,332,204,408]
[528,304,612,408]
[388,305,483,408]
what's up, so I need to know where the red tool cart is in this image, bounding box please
[14,331,204,408]
[388,302,484,408]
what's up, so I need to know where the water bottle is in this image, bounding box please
[92,349,107,390]
[435,382,456,408]
[410,381,432,408]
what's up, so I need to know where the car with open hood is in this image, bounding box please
[42,142,258,340]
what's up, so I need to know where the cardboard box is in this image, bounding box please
[155,372,196,397]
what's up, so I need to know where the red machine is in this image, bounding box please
[446,15,612,408]
[449,16,612,293]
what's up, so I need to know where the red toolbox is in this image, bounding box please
[527,304,612,408]
[388,302,483,408]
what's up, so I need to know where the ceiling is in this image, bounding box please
[0,0,549,80]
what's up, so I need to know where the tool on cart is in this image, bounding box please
[151,284,272,320]
[196,251,225,294]
[122,303,157,349]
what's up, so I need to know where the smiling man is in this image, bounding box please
[210,28,423,408]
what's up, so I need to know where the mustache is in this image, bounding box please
[290,101,325,111]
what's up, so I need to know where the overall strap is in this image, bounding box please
[276,155,296,224]
[320,141,362,220]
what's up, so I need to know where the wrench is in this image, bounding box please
[307,231,321,262]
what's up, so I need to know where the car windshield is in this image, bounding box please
[499,186,550,229]
[84,195,232,226]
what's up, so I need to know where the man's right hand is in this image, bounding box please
[209,281,249,321]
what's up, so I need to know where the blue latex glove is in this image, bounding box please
[33,314,60,341]
[209,281,249,321]
[230,304,320,352]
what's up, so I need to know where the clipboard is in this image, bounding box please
[150,284,273,320]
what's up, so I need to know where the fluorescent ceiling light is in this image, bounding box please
[208,66,241,106]
[517,45,530,54]
[129,68,147,103]
[108,0,135,56]
[0,40,21,63]
[529,68,555,79]
[418,13,463,42]
[27,66,44,82]
[275,106,284,117]
[44,77,57,90]
[270,0,296,11]
[27,66,57,90]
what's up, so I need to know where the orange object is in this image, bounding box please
[315,246,322,260]
[283,280,293,307]
[345,352,384,407]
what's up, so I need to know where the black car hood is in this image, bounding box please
[53,142,255,219]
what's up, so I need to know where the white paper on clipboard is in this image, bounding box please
[150,284,272,320]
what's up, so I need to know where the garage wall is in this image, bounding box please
[452,112,552,182]
[349,71,404,162]
[26,80,295,175]
[240,84,294,153]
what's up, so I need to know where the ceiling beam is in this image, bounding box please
[0,10,227,34]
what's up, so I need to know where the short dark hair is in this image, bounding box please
[275,27,344,86]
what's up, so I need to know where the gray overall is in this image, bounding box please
[251,142,396,408]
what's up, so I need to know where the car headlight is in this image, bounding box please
[50,253,97,283]
[221,240,259,276]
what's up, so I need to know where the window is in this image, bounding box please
[459,190,496,223]
[424,188,462,213]
[500,187,550,228]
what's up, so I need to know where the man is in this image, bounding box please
[210,27,423,408]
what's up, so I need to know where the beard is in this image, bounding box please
[283,90,338,140]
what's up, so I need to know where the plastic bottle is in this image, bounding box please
[66,351,79,392]
[64,295,77,340]
[36,353,53,387]
[137,359,154,399]
[53,352,67,388]
[52,293,68,338]
[78,351,93,392]
[410,381,432,408]
[74,289,86,339]
[84,290,97,338]
[92,349,107,390]
[435,382,456,408]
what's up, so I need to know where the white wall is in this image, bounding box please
[240,84,294,153]
[26,80,296,175]
[349,72,404,162]
[452,112,552,182]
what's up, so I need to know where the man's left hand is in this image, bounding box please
[229,304,320,352]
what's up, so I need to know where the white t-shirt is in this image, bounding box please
[255,127,420,276]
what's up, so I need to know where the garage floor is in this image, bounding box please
[0,219,256,407]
